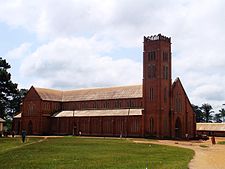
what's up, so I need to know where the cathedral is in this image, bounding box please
[13,34,196,138]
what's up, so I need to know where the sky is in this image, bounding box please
[0,0,225,112]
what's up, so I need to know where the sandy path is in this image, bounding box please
[132,137,225,169]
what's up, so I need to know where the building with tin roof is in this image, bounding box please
[197,123,225,137]
[13,34,196,138]
[0,118,5,136]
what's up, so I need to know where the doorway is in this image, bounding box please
[28,120,33,135]
[17,121,20,134]
[175,117,182,138]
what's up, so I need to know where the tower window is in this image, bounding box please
[163,65,169,80]
[149,88,154,101]
[148,64,156,79]
[163,52,168,61]
[165,66,168,79]
[164,87,167,103]
[148,51,156,61]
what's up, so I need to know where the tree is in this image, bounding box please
[200,103,214,122]
[214,113,222,123]
[0,57,18,120]
[219,108,225,122]
[192,104,204,122]
[10,89,28,114]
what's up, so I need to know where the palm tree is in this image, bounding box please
[219,108,225,122]
[201,103,214,122]
[192,104,204,122]
[214,113,222,123]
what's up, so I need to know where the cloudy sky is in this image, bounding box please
[0,0,225,111]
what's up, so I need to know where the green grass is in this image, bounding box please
[0,137,194,169]
[199,145,209,148]
[218,141,225,144]
[0,137,42,154]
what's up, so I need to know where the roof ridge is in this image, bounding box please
[63,84,142,92]
[34,86,62,92]
[34,84,142,92]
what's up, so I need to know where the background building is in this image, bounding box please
[13,34,196,138]
[0,118,5,136]
[197,123,225,137]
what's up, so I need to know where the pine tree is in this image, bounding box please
[0,57,18,119]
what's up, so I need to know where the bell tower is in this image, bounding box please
[143,34,172,138]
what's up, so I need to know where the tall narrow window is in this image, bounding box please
[148,51,156,61]
[175,93,182,112]
[149,88,154,101]
[150,117,154,134]
[165,66,168,79]
[148,64,156,79]
[93,101,97,109]
[163,66,165,79]
[126,100,131,107]
[115,100,122,108]
[164,87,167,103]
[179,98,182,112]
[163,65,169,79]
[163,52,168,61]
[175,95,179,112]
[164,118,168,131]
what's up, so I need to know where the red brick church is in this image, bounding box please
[13,34,196,138]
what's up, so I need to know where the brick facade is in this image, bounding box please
[13,34,196,138]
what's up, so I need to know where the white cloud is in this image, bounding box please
[6,43,31,59]
[20,37,142,89]
[1,0,225,111]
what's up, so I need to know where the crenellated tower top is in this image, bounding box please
[144,34,171,43]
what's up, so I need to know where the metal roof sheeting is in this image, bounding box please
[197,123,225,131]
[0,118,5,122]
[14,113,21,118]
[52,109,143,117]
[34,85,142,102]
[35,88,63,102]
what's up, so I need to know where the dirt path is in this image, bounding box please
[132,137,225,169]
[1,137,47,154]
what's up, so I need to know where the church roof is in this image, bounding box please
[52,109,143,117]
[34,88,63,102]
[34,85,142,102]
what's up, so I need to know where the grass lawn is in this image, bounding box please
[0,137,194,169]
[218,141,225,144]
[0,137,41,154]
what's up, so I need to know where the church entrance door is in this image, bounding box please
[28,120,33,135]
[175,117,182,138]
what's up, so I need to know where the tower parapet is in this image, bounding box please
[144,34,171,43]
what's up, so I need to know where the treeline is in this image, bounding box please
[0,57,28,129]
[192,103,225,123]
